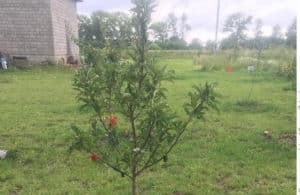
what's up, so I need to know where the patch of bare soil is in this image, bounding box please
[278,133,296,145]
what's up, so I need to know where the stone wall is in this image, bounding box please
[0,0,79,64]
[51,0,79,63]
[0,0,54,63]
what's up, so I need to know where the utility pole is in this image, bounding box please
[214,0,221,54]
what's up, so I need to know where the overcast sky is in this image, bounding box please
[78,0,297,43]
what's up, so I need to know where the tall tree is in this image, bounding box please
[286,18,297,49]
[179,13,191,40]
[254,19,263,39]
[150,22,168,45]
[78,11,134,64]
[167,13,178,38]
[78,11,133,49]
[223,13,252,59]
[271,24,284,45]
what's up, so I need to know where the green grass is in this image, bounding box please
[0,56,296,194]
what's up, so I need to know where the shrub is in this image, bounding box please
[277,57,296,79]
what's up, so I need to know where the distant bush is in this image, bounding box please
[262,46,295,63]
[237,56,262,67]
[277,57,296,78]
[161,37,188,50]
[194,54,230,71]
[150,50,198,59]
[148,43,161,50]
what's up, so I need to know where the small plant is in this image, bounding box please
[278,57,296,90]
[287,57,296,81]
[70,1,217,194]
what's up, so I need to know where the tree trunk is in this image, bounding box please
[132,174,137,195]
[214,0,221,54]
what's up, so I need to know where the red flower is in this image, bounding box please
[226,66,233,72]
[90,153,99,161]
[109,116,118,126]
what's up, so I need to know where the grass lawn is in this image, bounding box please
[0,57,296,194]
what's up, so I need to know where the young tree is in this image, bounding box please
[223,13,252,59]
[253,19,264,59]
[286,18,297,49]
[71,0,217,194]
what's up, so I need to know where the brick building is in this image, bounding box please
[0,0,80,65]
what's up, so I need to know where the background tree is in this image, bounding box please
[78,14,103,48]
[78,11,133,49]
[206,40,217,54]
[163,36,187,50]
[223,13,252,59]
[150,22,168,46]
[78,11,134,64]
[72,0,217,195]
[189,38,203,50]
[78,15,93,42]
[286,18,296,49]
[270,24,284,45]
[219,35,235,50]
[150,14,190,50]
[167,13,178,38]
[179,13,191,40]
